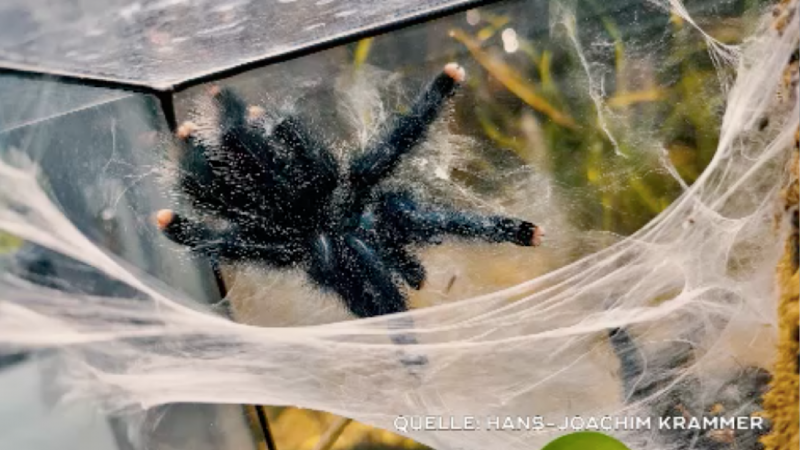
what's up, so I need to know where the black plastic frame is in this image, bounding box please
[0,0,506,448]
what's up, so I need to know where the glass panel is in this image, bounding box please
[0,77,260,450]
[0,0,479,87]
[0,75,129,135]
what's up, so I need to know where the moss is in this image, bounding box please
[762,128,800,450]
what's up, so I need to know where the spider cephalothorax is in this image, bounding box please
[155,63,544,319]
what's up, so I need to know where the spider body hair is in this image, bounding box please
[157,63,544,319]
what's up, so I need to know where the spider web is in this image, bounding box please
[0,0,797,449]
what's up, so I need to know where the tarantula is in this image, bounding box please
[155,63,544,319]
[609,328,772,449]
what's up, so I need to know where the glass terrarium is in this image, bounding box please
[0,0,796,449]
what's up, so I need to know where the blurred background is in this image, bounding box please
[0,0,771,448]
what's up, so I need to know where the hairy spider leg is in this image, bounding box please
[608,328,648,402]
[308,233,407,318]
[309,234,429,366]
[380,245,427,290]
[349,63,465,199]
[608,328,773,449]
[346,234,409,316]
[174,121,233,217]
[164,88,342,265]
[171,91,283,227]
[269,115,339,188]
[170,115,305,262]
[266,115,340,225]
[354,209,427,290]
[174,120,307,260]
[155,209,305,266]
[207,88,302,219]
[377,191,542,248]
[608,329,709,447]
[210,88,341,236]
[608,328,697,404]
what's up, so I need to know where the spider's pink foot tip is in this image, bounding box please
[532,225,545,247]
[247,105,266,121]
[155,209,174,230]
[176,121,197,140]
[443,62,466,83]
[207,85,222,97]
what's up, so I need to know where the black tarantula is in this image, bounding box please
[609,328,772,449]
[155,63,544,319]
